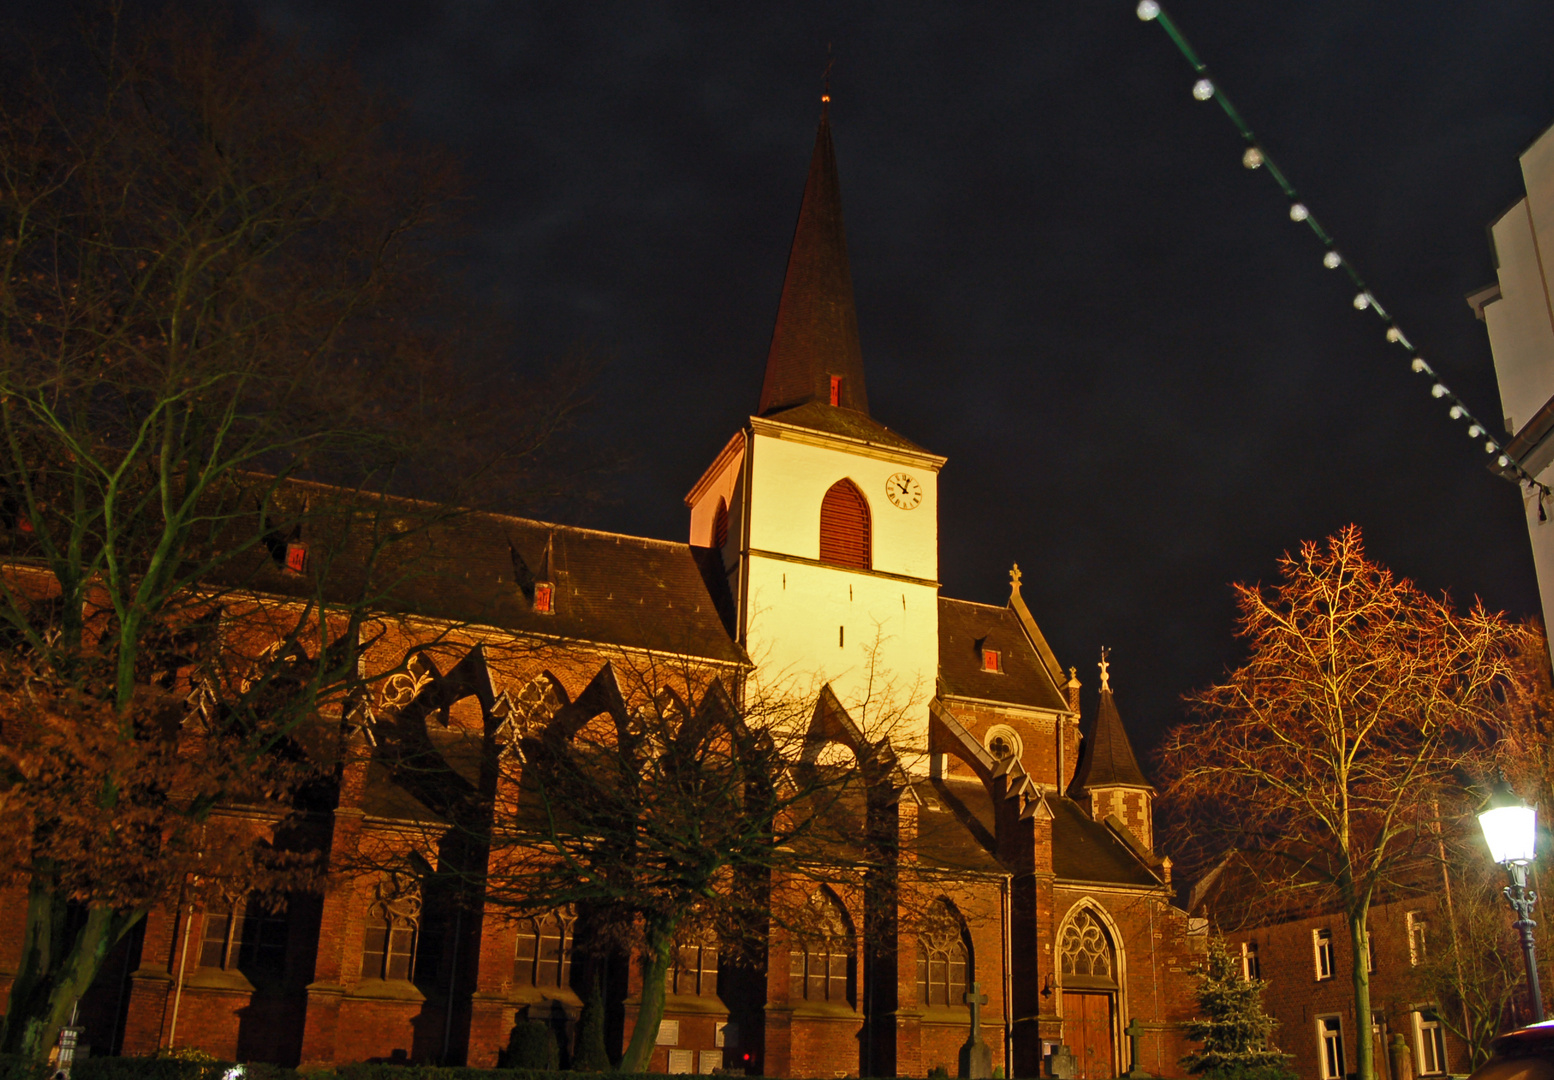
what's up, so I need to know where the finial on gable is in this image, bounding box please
[1009,563,1022,599]
[1098,646,1111,693]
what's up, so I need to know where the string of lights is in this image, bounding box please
[1133,0,1551,510]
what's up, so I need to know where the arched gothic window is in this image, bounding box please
[916,900,972,1008]
[363,873,421,981]
[514,909,576,989]
[666,933,719,998]
[789,889,855,1005]
[1060,909,1117,988]
[819,479,871,570]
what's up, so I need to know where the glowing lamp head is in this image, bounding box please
[1137,0,1160,19]
[1479,773,1537,866]
[1323,251,1342,270]
[1289,202,1309,221]
[1193,79,1215,101]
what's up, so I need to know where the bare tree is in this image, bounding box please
[1157,525,1518,1080]
[0,5,582,1058]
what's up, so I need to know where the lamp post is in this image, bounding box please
[1477,772,1545,1024]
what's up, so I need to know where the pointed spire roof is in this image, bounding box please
[758,105,869,417]
[1070,652,1153,793]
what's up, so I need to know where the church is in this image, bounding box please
[2,105,1203,1078]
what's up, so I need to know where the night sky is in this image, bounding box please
[42,2,1554,763]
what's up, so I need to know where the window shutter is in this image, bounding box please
[819,480,870,569]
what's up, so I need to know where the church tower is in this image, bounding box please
[686,103,943,761]
[1068,650,1156,849]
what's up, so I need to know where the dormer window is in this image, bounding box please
[829,375,843,406]
[533,582,555,614]
[982,648,1001,673]
[284,541,308,574]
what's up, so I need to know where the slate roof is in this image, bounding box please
[1070,687,1152,792]
[937,598,1069,711]
[758,108,869,417]
[234,483,746,666]
[759,401,931,457]
[1051,797,1160,888]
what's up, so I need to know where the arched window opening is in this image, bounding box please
[1060,908,1117,989]
[514,908,576,989]
[199,896,288,981]
[713,497,730,549]
[916,900,971,1008]
[363,873,421,982]
[819,479,870,570]
[985,725,1022,762]
[789,889,855,1005]
[666,933,719,997]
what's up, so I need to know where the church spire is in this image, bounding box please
[1070,649,1152,793]
[757,101,869,417]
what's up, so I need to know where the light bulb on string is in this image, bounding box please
[1323,251,1342,269]
[1500,454,1512,467]
[1354,293,1371,310]
[1386,328,1401,343]
[1289,203,1309,222]
[1486,441,1499,453]
[1137,0,1160,19]
[1243,147,1264,169]
[1431,384,1447,399]
[1449,405,1465,420]
[1193,79,1215,101]
[1412,358,1433,374]
[1469,424,1485,438]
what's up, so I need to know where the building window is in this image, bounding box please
[514,909,575,989]
[1416,1010,1448,1075]
[829,375,843,406]
[198,899,287,979]
[667,935,718,998]
[818,479,870,570]
[917,900,972,1007]
[533,581,555,614]
[1238,941,1260,981]
[1060,909,1116,988]
[984,725,1022,762]
[1313,928,1334,981]
[789,890,854,1005]
[1407,911,1428,966]
[363,873,421,981]
[982,648,1001,673]
[1318,1016,1345,1080]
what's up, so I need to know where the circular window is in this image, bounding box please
[984,724,1023,762]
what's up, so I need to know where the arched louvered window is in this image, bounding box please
[713,497,730,549]
[916,899,972,1008]
[819,479,870,570]
[514,908,576,989]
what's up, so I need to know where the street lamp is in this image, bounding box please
[1478,771,1545,1024]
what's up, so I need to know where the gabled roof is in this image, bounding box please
[938,598,1069,711]
[1070,685,1152,792]
[758,106,869,418]
[755,401,932,457]
[1051,797,1160,887]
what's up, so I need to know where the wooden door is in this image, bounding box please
[1062,991,1115,1080]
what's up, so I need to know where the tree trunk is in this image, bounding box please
[0,881,137,1061]
[1349,910,1374,1080]
[618,919,675,1075]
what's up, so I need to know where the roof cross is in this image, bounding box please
[1098,646,1111,692]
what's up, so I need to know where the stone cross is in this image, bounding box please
[1123,1017,1152,1079]
[959,982,993,1079]
[965,981,988,1029]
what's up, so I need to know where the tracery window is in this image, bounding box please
[1059,909,1116,988]
[789,890,855,1005]
[363,872,421,981]
[819,479,870,570]
[199,896,288,979]
[667,934,719,997]
[916,900,971,1008]
[514,909,576,989]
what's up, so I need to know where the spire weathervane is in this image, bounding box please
[822,46,833,105]
[1098,647,1111,693]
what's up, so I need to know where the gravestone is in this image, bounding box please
[958,981,994,1079]
[1122,1018,1152,1079]
[1045,1045,1077,1079]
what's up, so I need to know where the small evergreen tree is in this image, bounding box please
[1181,939,1295,1080]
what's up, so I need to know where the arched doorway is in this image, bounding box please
[1059,908,1118,1079]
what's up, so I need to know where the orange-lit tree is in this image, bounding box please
[1157,525,1518,1080]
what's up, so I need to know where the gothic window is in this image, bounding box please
[984,725,1022,762]
[916,900,971,1008]
[363,873,421,981]
[514,909,576,989]
[1059,909,1116,989]
[789,890,855,1005]
[494,675,565,748]
[819,479,870,570]
[199,897,288,979]
[667,934,719,997]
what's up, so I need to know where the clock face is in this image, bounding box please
[886,472,923,510]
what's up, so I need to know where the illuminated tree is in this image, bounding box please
[1158,526,1517,1080]
[1180,938,1292,1079]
